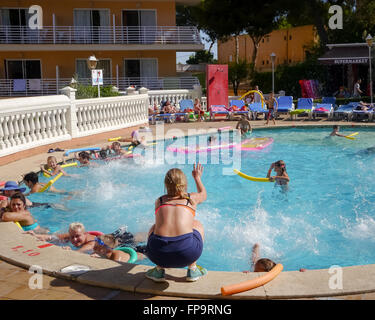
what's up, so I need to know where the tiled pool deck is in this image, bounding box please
[1,117,375,300]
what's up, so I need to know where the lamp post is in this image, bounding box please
[87,55,100,98]
[270,52,276,93]
[366,34,373,106]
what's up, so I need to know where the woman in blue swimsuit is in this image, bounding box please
[146,163,207,283]
[1,193,48,233]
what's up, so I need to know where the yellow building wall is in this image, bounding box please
[0,1,178,79]
[218,25,318,72]
[0,50,176,79]
[0,1,175,26]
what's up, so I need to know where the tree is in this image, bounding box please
[186,50,215,64]
[228,59,251,96]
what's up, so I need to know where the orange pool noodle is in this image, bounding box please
[221,263,283,296]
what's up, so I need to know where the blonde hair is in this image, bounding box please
[69,222,85,233]
[47,156,57,162]
[164,168,188,198]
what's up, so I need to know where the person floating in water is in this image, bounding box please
[267,160,289,185]
[243,243,306,273]
[207,135,217,145]
[329,125,347,138]
[236,115,252,135]
[40,156,69,177]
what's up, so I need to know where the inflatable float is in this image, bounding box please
[234,169,271,182]
[43,162,78,178]
[38,172,63,193]
[221,263,283,296]
[167,142,237,154]
[236,137,274,151]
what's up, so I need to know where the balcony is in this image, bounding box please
[0,25,203,50]
[0,76,201,97]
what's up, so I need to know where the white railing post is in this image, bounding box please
[60,86,78,138]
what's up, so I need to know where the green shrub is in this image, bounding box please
[75,83,120,99]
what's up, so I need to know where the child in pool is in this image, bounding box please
[267,160,289,185]
[145,163,207,283]
[329,125,347,138]
[1,193,49,233]
[40,156,69,177]
[243,243,306,273]
[236,115,252,135]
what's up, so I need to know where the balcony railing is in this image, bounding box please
[0,25,202,45]
[0,77,201,96]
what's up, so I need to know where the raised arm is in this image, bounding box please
[190,162,207,205]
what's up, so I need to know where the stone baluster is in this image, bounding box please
[24,113,31,143]
[81,107,88,132]
[8,115,16,147]
[18,114,26,144]
[50,110,58,137]
[2,117,10,148]
[45,111,52,138]
[34,112,42,141]
[0,117,5,150]
[60,86,77,138]
[76,108,83,133]
[86,106,92,131]
[61,109,68,135]
[55,110,62,136]
[40,111,47,139]
[13,114,21,145]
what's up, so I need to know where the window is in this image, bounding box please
[289,35,292,40]
[284,36,287,41]
[73,9,110,43]
[122,10,156,44]
[229,55,232,62]
[262,61,265,65]
[124,58,157,88]
[76,59,111,80]
[0,8,28,26]
[5,60,41,79]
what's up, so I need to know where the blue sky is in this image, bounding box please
[176,31,218,63]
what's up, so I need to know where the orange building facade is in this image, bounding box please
[0,0,203,95]
[218,25,319,72]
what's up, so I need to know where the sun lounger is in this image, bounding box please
[175,99,194,122]
[333,104,356,121]
[351,104,374,122]
[290,98,314,120]
[229,100,251,119]
[276,96,294,117]
[248,102,267,120]
[209,105,231,121]
[312,103,334,120]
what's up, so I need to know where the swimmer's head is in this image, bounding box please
[274,160,286,174]
[333,125,339,131]
[68,222,86,247]
[78,151,90,164]
[164,168,188,198]
[254,258,276,272]
[111,141,121,152]
[23,172,39,187]
[93,234,119,256]
[47,156,57,169]
[10,193,27,212]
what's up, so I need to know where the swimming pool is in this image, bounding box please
[26,126,375,272]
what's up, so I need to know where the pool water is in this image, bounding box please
[26,127,375,272]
